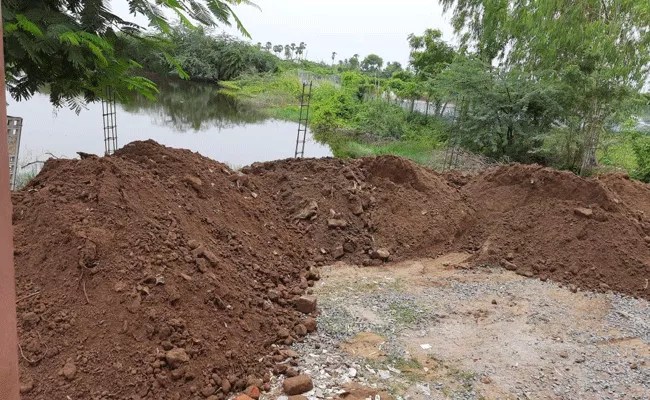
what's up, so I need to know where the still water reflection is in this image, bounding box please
[7,80,331,167]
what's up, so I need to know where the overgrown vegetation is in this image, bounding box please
[2,0,254,109]
[10,0,650,180]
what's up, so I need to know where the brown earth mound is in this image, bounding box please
[11,141,650,399]
[11,141,471,399]
[460,164,650,298]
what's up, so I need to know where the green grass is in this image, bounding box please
[598,136,638,171]
[335,137,441,165]
[264,104,301,121]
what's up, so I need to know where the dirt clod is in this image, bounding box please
[60,360,77,380]
[283,374,314,395]
[165,348,190,369]
[296,295,317,314]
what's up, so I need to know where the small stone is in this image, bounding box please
[234,395,254,400]
[183,175,202,190]
[370,248,390,260]
[21,311,39,328]
[294,324,308,336]
[201,386,215,397]
[644,236,650,244]
[501,259,517,271]
[61,361,77,380]
[202,250,218,266]
[244,385,261,399]
[285,367,298,377]
[180,273,192,281]
[281,349,298,358]
[295,295,317,314]
[196,258,209,273]
[294,201,318,220]
[491,299,497,305]
[278,327,291,338]
[188,239,201,249]
[332,246,345,259]
[161,341,174,351]
[165,348,190,369]
[302,317,317,333]
[574,207,593,218]
[569,284,578,293]
[327,219,348,228]
[631,363,638,369]
[19,379,34,394]
[288,396,308,400]
[283,374,313,395]
[306,269,320,281]
[539,274,549,282]
[221,378,232,393]
[480,376,491,384]
[559,351,569,358]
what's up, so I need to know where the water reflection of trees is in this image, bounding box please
[120,79,267,132]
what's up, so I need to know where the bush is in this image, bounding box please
[631,133,650,182]
[310,83,357,133]
[355,100,406,139]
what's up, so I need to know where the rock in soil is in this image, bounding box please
[283,374,314,395]
[296,295,318,314]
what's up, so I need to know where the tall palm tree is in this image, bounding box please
[265,42,272,52]
[331,51,337,65]
[298,42,307,60]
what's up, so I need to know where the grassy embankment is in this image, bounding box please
[221,69,448,165]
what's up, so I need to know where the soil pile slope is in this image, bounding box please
[11,141,470,399]
[460,164,650,298]
[12,141,650,399]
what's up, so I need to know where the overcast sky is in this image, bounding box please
[112,0,455,66]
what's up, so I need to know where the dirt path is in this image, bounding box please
[272,255,650,400]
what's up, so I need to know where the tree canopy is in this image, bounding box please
[3,0,255,109]
[360,54,383,73]
[440,0,650,173]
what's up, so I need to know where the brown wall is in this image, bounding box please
[0,1,21,397]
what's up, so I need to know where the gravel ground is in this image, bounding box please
[263,255,650,400]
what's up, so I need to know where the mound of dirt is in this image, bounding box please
[244,155,471,264]
[12,141,650,398]
[460,164,650,298]
[11,142,471,399]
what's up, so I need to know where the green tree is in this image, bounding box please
[439,0,650,173]
[408,29,455,77]
[272,44,284,56]
[349,54,360,70]
[296,42,306,59]
[265,41,272,52]
[434,56,563,163]
[3,0,255,109]
[361,54,383,73]
[383,61,403,78]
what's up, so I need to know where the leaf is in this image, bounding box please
[16,14,43,36]
[59,31,81,46]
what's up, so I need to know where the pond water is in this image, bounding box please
[7,80,331,167]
